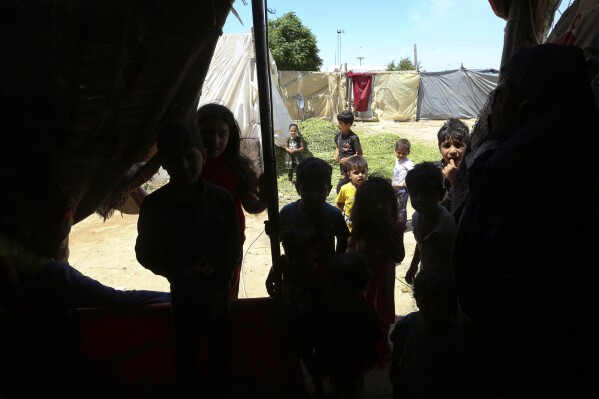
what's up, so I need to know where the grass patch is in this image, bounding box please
[274,118,440,207]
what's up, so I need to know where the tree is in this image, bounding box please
[268,12,322,71]
[386,56,422,71]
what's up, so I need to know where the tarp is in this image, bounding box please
[371,72,420,122]
[279,71,343,121]
[198,34,293,149]
[417,69,498,120]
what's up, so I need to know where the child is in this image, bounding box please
[348,177,405,330]
[313,252,387,398]
[407,122,468,281]
[333,110,363,193]
[196,103,267,300]
[335,155,368,231]
[435,118,469,212]
[391,138,415,224]
[136,120,242,397]
[274,157,350,392]
[389,270,460,399]
[284,123,305,181]
[404,163,457,284]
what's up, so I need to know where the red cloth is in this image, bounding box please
[201,155,245,236]
[348,72,372,112]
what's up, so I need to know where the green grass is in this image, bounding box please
[274,118,439,207]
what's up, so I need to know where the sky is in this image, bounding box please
[224,0,571,72]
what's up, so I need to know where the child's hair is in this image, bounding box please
[351,177,398,235]
[296,157,332,187]
[327,252,371,294]
[156,119,203,154]
[436,118,470,145]
[289,123,300,133]
[405,162,444,193]
[336,110,355,125]
[413,269,457,310]
[345,155,368,173]
[195,103,258,193]
[395,138,411,153]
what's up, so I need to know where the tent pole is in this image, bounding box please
[251,0,282,292]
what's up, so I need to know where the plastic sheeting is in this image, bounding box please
[417,69,498,120]
[198,34,292,147]
[279,71,343,121]
[372,72,420,122]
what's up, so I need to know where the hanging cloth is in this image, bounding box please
[348,72,372,112]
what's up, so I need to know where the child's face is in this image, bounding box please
[338,121,352,134]
[199,118,230,159]
[348,167,367,188]
[439,138,466,167]
[395,148,409,161]
[161,145,206,189]
[408,186,441,215]
[296,181,332,213]
[289,125,299,138]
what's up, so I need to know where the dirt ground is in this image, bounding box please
[68,119,474,398]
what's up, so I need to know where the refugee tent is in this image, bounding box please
[416,68,498,120]
[198,33,293,170]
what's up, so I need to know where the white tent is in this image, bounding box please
[198,33,292,167]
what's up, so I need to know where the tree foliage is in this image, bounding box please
[268,12,322,71]
[386,56,422,71]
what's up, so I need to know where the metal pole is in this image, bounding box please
[251,0,281,292]
[414,44,418,72]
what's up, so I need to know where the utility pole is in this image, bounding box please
[357,56,364,66]
[337,29,345,66]
[414,44,418,71]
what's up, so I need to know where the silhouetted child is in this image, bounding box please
[136,120,242,398]
[314,252,388,399]
[404,163,457,284]
[334,110,363,193]
[273,157,350,393]
[408,120,469,281]
[196,103,267,300]
[285,123,305,181]
[348,177,405,331]
[390,270,460,399]
[335,156,368,231]
[391,138,414,224]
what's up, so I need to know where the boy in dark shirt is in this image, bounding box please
[333,110,363,193]
[136,120,241,398]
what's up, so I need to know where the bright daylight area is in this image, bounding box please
[2,1,597,398]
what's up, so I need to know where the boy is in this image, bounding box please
[333,110,363,193]
[335,156,368,231]
[274,157,350,393]
[406,120,468,282]
[404,163,457,284]
[391,138,414,224]
[136,120,241,397]
[435,118,469,212]
[390,270,460,399]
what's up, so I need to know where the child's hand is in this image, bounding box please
[442,158,459,186]
[265,266,280,297]
[405,264,417,285]
[339,157,350,165]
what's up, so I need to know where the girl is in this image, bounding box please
[284,123,304,181]
[196,103,267,299]
[348,177,405,331]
